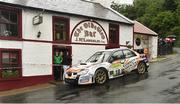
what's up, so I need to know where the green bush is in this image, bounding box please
[2,70,19,79]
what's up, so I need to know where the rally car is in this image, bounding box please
[65,47,149,85]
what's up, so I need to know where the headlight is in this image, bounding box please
[77,69,89,75]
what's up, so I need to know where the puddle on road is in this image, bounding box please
[160,83,180,95]
[55,72,149,102]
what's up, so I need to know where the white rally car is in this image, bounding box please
[65,48,149,85]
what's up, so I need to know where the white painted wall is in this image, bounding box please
[120,24,133,46]
[134,34,149,49]
[0,40,23,49]
[134,34,158,59]
[22,42,52,76]
[22,9,53,41]
[149,36,158,59]
[72,44,105,64]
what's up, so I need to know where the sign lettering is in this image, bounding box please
[71,20,108,44]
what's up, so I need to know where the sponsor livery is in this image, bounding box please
[65,48,149,85]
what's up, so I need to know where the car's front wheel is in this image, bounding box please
[137,62,146,74]
[94,69,108,84]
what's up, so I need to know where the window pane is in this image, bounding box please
[123,50,136,58]
[2,52,9,64]
[136,38,141,46]
[10,24,18,37]
[0,23,18,37]
[112,51,124,60]
[55,23,66,40]
[1,11,9,22]
[0,9,19,38]
[0,23,8,36]
[54,19,68,41]
[10,52,18,63]
[109,24,119,44]
[10,13,18,23]
[1,50,21,79]
[10,52,18,65]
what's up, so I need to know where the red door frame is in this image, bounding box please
[106,23,120,49]
[52,45,72,80]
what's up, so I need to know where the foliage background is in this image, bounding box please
[111,0,180,46]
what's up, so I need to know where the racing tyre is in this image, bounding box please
[137,62,146,74]
[95,69,108,85]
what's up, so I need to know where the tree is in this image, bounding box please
[111,0,180,46]
[111,2,137,20]
[163,0,178,11]
[150,11,176,37]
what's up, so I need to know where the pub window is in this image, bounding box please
[0,49,22,79]
[109,24,119,44]
[0,7,21,38]
[53,17,69,43]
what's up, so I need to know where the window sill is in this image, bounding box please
[53,40,70,44]
[0,37,22,41]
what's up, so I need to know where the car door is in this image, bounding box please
[122,49,138,73]
[108,50,125,78]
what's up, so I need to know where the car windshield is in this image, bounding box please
[86,51,111,63]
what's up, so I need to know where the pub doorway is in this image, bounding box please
[53,45,72,81]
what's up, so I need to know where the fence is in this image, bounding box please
[158,40,173,55]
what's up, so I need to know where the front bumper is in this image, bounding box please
[65,78,79,85]
[64,72,94,85]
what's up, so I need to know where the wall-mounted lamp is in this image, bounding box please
[126,41,130,45]
[37,31,41,38]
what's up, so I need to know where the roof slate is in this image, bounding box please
[0,0,133,24]
[134,21,158,35]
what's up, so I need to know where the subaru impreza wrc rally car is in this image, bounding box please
[65,48,149,85]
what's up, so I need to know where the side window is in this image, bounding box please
[109,51,124,63]
[123,50,136,58]
[0,7,22,39]
[53,16,69,43]
[0,49,22,79]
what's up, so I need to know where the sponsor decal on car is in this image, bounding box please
[123,58,138,73]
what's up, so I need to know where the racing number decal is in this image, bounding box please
[110,58,138,77]
[110,60,123,77]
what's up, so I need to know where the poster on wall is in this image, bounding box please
[71,20,108,45]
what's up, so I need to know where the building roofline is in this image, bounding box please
[134,32,158,37]
[0,1,134,25]
[109,8,134,25]
[134,21,158,35]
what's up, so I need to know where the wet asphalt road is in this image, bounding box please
[0,49,180,103]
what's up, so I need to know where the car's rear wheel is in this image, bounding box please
[137,62,146,74]
[95,69,107,84]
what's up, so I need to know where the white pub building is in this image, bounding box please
[0,0,139,90]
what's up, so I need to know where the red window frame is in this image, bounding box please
[109,24,119,45]
[0,49,22,80]
[0,5,22,40]
[53,16,70,44]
